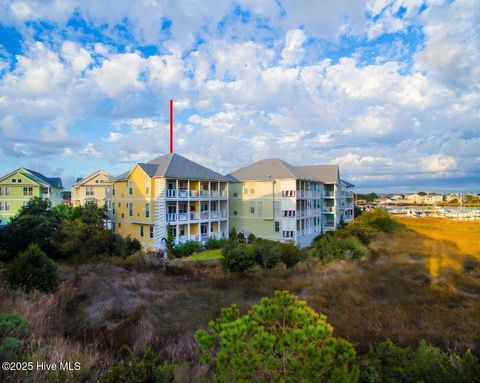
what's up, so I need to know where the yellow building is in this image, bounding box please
[228,159,354,248]
[71,169,111,206]
[106,153,229,251]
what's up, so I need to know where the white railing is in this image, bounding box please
[297,190,306,198]
[178,212,189,221]
[221,210,228,218]
[325,191,335,197]
[166,189,176,198]
[201,233,209,241]
[178,189,189,198]
[324,222,335,227]
[200,211,209,219]
[190,212,199,220]
[210,211,220,219]
[166,213,176,222]
[211,191,220,198]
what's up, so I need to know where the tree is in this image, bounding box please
[280,243,301,268]
[253,239,281,270]
[4,244,59,293]
[0,312,29,362]
[195,291,359,382]
[165,225,175,259]
[228,227,238,242]
[247,233,256,243]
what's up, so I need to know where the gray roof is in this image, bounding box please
[111,170,130,181]
[24,168,63,189]
[114,153,227,181]
[341,179,355,187]
[227,158,314,182]
[297,165,339,183]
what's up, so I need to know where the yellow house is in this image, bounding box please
[71,169,112,206]
[106,153,229,251]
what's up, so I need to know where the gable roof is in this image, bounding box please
[227,158,314,181]
[113,153,227,181]
[297,165,340,183]
[72,169,111,186]
[0,168,63,188]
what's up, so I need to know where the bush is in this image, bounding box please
[228,227,237,242]
[360,339,480,383]
[237,232,245,242]
[280,242,302,268]
[247,233,256,243]
[253,239,281,270]
[4,244,59,293]
[344,208,399,244]
[0,312,29,362]
[172,240,203,258]
[204,237,228,250]
[222,242,256,272]
[195,291,359,382]
[314,234,368,262]
[125,235,142,254]
[100,346,175,383]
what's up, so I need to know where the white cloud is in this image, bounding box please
[61,41,92,73]
[281,29,306,65]
[420,154,457,173]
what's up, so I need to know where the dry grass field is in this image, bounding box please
[2,217,479,381]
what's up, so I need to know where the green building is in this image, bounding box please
[0,168,63,225]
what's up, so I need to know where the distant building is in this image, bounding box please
[0,168,63,226]
[71,169,112,206]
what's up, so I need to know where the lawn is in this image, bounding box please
[184,248,223,261]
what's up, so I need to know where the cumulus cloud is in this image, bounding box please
[281,29,307,65]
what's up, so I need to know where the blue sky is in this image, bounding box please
[0,0,478,193]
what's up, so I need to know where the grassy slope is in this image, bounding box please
[2,219,479,381]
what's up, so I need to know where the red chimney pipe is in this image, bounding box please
[169,99,173,154]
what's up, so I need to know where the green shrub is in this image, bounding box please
[204,237,228,250]
[172,240,203,258]
[195,291,359,382]
[314,234,368,262]
[4,244,59,293]
[280,242,302,268]
[125,235,142,254]
[100,346,175,383]
[237,231,245,242]
[247,233,256,243]
[360,339,480,383]
[253,239,281,270]
[0,312,29,362]
[222,242,256,272]
[228,227,238,242]
[343,208,399,244]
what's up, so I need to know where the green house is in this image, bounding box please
[0,168,63,225]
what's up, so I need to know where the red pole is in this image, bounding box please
[169,99,173,154]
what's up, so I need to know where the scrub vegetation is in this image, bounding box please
[1,207,480,382]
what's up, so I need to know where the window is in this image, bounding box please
[95,180,99,184]
[250,188,254,194]
[282,210,295,217]
[150,226,154,239]
[17,179,22,183]
[118,223,121,228]
[140,225,144,237]
[145,180,150,195]
[112,222,115,233]
[23,187,33,196]
[282,230,294,238]
[128,203,133,217]
[274,201,281,215]
[128,181,133,195]
[234,210,238,216]
[112,186,115,196]
[112,203,115,215]
[244,188,248,194]
[233,192,238,198]
[0,202,9,211]
[274,221,280,232]
[86,186,94,196]
[145,203,150,218]
[258,201,263,215]
[0,187,9,196]
[210,222,215,232]
[249,201,255,214]
[12,179,16,183]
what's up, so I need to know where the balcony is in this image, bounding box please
[296,190,306,198]
[323,207,335,213]
[210,211,219,219]
[200,211,209,219]
[324,191,335,198]
[166,213,177,222]
[178,212,189,221]
[323,222,335,228]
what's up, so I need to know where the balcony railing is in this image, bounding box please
[166,189,228,199]
[323,222,335,228]
[323,207,334,213]
[166,213,176,222]
[324,191,335,197]
[210,211,219,219]
[178,212,189,221]
[200,211,209,219]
